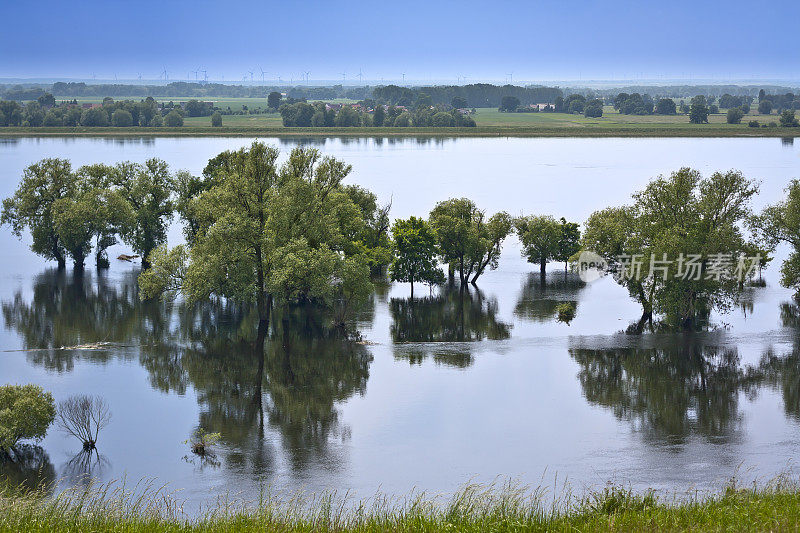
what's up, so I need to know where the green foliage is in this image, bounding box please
[555,302,576,324]
[583,100,603,118]
[752,179,800,296]
[80,107,108,126]
[583,168,760,331]
[689,95,709,124]
[432,111,454,127]
[451,96,468,109]
[210,112,222,127]
[515,215,562,277]
[163,110,183,127]
[0,385,55,451]
[655,98,677,115]
[727,107,744,124]
[758,99,773,114]
[1,159,77,267]
[390,217,443,297]
[110,160,176,268]
[111,109,133,127]
[499,96,520,112]
[779,110,799,127]
[143,142,374,327]
[429,199,511,285]
[267,91,282,109]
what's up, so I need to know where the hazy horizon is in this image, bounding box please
[3,0,799,83]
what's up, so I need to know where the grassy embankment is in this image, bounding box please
[1,478,799,532]
[3,104,799,137]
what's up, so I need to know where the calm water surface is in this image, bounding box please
[0,136,799,509]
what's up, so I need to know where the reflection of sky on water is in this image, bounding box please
[0,136,798,511]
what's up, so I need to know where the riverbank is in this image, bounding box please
[2,125,800,138]
[1,479,799,532]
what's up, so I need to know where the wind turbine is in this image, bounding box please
[340,72,346,82]
[304,71,310,85]
[259,67,266,83]
[357,69,363,84]
[160,68,168,81]
[401,72,405,84]
[137,72,142,81]
[507,72,513,84]
[202,70,208,84]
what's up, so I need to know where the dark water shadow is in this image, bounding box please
[514,272,587,323]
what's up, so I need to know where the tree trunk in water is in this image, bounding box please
[53,245,66,269]
[540,259,547,284]
[632,309,652,334]
[410,279,414,299]
[73,250,85,272]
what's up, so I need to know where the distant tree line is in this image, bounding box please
[372,84,562,108]
[756,89,800,115]
[0,95,191,128]
[280,101,476,128]
[0,82,370,101]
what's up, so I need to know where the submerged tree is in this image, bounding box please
[428,198,511,286]
[0,385,56,453]
[51,165,134,269]
[390,216,444,298]
[140,142,375,331]
[110,159,176,269]
[582,168,760,332]
[56,395,111,450]
[752,179,800,297]
[1,159,77,268]
[515,215,562,281]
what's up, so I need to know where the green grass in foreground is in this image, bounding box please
[1,477,799,532]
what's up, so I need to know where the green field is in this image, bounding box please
[5,101,799,137]
[1,479,799,532]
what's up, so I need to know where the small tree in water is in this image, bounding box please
[56,395,111,451]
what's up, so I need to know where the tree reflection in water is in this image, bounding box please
[2,269,374,477]
[0,445,56,492]
[569,340,762,445]
[61,449,111,485]
[389,286,510,369]
[514,272,586,323]
[1,268,171,372]
[140,302,373,474]
[390,287,511,343]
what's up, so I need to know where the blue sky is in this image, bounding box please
[3,0,799,83]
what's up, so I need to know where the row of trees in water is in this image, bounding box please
[4,144,800,334]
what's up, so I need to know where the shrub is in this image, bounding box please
[748,120,760,128]
[556,302,576,324]
[186,428,221,457]
[111,109,133,127]
[163,111,183,127]
[0,385,55,451]
[758,100,773,114]
[211,112,222,127]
